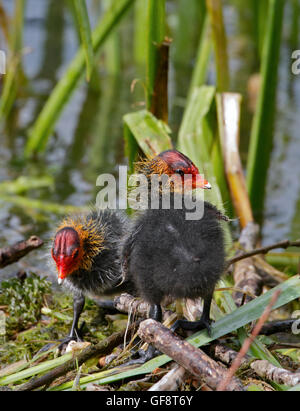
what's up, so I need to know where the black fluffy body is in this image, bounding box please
[123,199,225,308]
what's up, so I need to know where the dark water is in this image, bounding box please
[0,0,299,281]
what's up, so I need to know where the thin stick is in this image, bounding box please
[217,289,281,391]
[226,239,300,269]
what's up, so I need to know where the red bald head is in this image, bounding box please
[51,227,82,284]
[157,150,211,190]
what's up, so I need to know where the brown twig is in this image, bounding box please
[113,293,173,322]
[217,289,281,391]
[0,236,43,269]
[226,239,300,268]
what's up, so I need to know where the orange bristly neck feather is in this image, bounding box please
[135,155,171,177]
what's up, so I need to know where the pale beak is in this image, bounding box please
[194,176,212,189]
[57,266,66,285]
[58,277,64,285]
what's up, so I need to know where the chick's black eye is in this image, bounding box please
[175,169,184,177]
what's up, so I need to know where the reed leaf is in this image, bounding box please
[0,194,86,215]
[123,109,172,171]
[25,0,135,156]
[133,0,148,68]
[0,176,54,195]
[216,92,253,227]
[173,0,206,68]
[266,252,300,273]
[246,0,284,216]
[177,87,227,215]
[252,0,269,61]
[187,13,212,100]
[73,0,94,82]
[102,0,122,76]
[205,0,229,91]
[177,86,232,249]
[0,0,25,121]
[0,353,73,386]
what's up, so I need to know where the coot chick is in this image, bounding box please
[122,150,226,363]
[51,209,132,347]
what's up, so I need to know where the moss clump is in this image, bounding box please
[0,273,51,335]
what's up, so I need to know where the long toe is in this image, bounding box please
[171,319,213,336]
[170,319,181,333]
[124,346,157,366]
[36,341,60,355]
[36,335,80,357]
[57,335,83,353]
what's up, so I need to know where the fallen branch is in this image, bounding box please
[217,289,281,391]
[0,236,43,269]
[16,321,140,391]
[231,222,263,305]
[209,342,251,367]
[227,239,300,268]
[250,360,300,387]
[210,341,300,387]
[114,293,150,318]
[138,319,245,391]
[148,363,190,391]
[114,293,172,322]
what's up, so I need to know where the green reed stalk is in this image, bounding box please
[205,0,229,91]
[187,13,212,100]
[133,0,148,68]
[73,0,94,82]
[246,0,284,216]
[0,0,25,121]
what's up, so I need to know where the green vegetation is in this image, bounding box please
[0,0,299,392]
[0,273,51,335]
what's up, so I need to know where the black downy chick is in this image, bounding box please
[122,150,226,363]
[51,209,133,348]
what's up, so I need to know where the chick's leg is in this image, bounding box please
[68,294,85,340]
[37,294,85,355]
[171,293,213,336]
[126,304,162,365]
